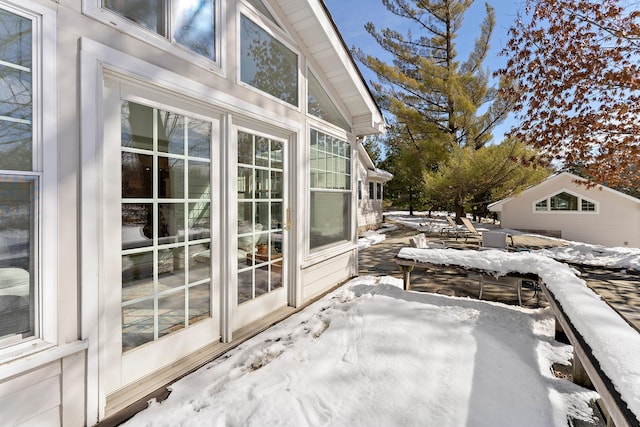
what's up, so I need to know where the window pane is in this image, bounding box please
[158,203,184,244]
[122,203,153,249]
[188,117,211,159]
[0,10,32,68]
[122,297,154,351]
[550,192,578,211]
[238,131,253,165]
[0,121,31,171]
[158,157,185,199]
[188,282,210,324]
[159,290,185,338]
[188,243,210,283]
[0,10,32,172]
[188,160,210,199]
[310,191,350,250]
[0,178,34,342]
[240,15,298,106]
[174,0,215,60]
[189,202,210,239]
[103,0,165,35]
[535,200,547,211]
[158,110,184,155]
[581,199,596,211]
[122,101,154,151]
[308,70,350,131]
[122,152,153,198]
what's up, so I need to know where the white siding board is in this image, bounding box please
[16,407,60,427]
[0,374,60,426]
[302,252,356,301]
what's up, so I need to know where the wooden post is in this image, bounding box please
[400,265,414,290]
[573,350,594,389]
[555,316,570,344]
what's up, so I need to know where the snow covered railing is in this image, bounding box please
[396,248,640,427]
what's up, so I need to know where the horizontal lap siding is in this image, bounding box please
[0,362,61,427]
[302,251,356,301]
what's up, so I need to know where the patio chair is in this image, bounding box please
[458,217,488,241]
[478,231,514,251]
[440,215,464,236]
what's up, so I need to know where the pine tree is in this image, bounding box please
[355,0,512,216]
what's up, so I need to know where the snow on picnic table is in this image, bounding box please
[124,275,599,427]
[397,247,640,422]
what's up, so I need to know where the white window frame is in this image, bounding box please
[82,0,223,73]
[532,189,599,214]
[0,0,58,360]
[237,4,301,110]
[308,127,353,255]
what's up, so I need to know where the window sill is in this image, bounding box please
[302,242,358,269]
[0,340,88,381]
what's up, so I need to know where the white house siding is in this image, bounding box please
[356,144,392,233]
[0,0,384,425]
[494,173,640,248]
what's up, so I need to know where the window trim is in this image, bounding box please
[0,0,58,357]
[82,0,223,73]
[308,128,353,254]
[237,7,301,110]
[532,189,599,214]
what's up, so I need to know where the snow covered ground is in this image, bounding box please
[123,276,599,427]
[121,213,640,427]
[386,211,640,271]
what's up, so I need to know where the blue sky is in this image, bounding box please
[323,0,526,143]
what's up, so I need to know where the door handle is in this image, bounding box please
[284,208,291,231]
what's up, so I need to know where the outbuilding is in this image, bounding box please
[489,172,640,247]
[0,1,384,425]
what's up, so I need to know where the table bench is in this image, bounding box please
[393,256,538,305]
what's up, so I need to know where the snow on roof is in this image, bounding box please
[397,247,640,420]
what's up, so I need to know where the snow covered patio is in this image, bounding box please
[116,213,640,427]
[121,276,600,427]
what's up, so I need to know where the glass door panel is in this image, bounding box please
[236,131,285,307]
[120,101,213,352]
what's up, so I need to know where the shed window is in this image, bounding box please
[550,192,578,211]
[534,192,597,213]
[103,0,216,61]
[376,182,382,200]
[240,15,298,106]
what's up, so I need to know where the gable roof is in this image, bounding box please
[276,0,385,136]
[488,171,640,211]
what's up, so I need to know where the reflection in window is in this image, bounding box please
[244,0,279,26]
[237,131,284,304]
[310,129,351,251]
[0,8,35,348]
[103,0,216,61]
[308,70,350,131]
[240,15,298,106]
[0,177,35,343]
[0,8,32,171]
[550,192,578,211]
[535,199,547,211]
[120,101,213,352]
[535,192,597,212]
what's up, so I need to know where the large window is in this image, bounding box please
[534,191,597,213]
[308,70,350,131]
[310,129,351,251]
[240,15,298,106]
[120,101,213,352]
[103,0,216,61]
[0,6,36,349]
